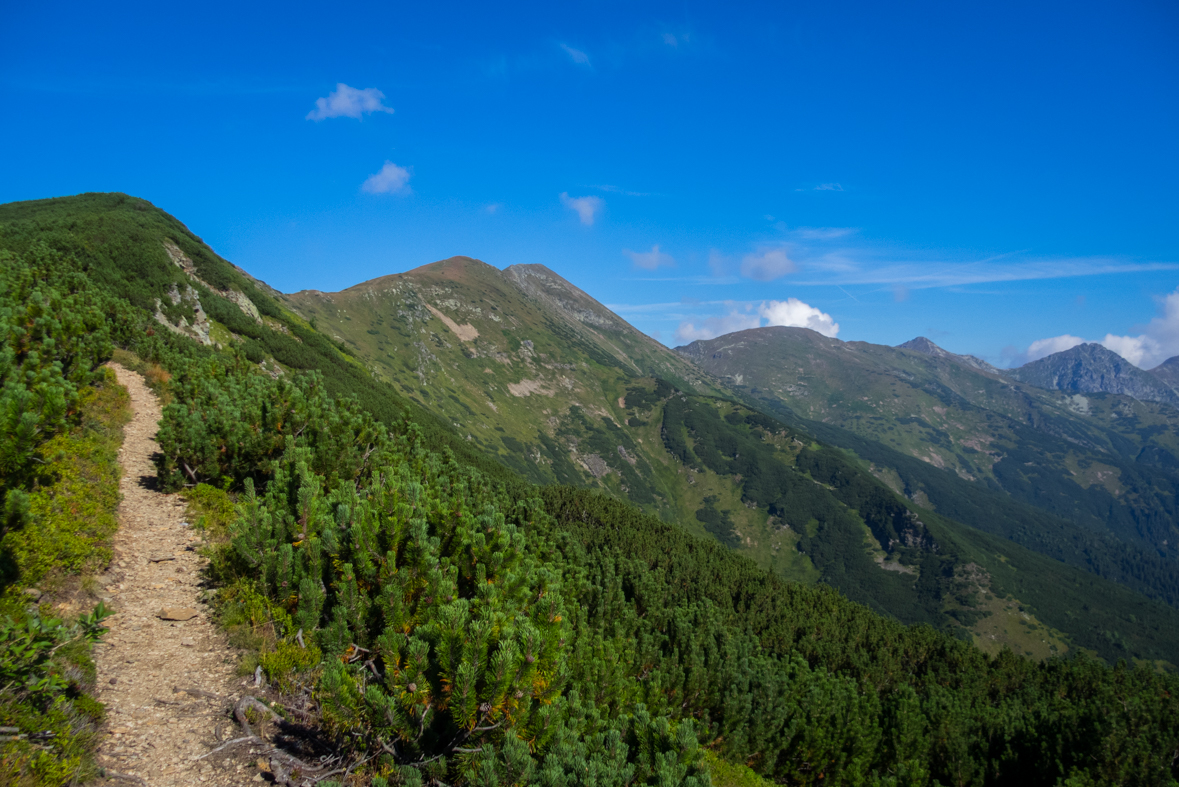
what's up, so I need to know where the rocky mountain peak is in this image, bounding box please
[1006,343,1179,406]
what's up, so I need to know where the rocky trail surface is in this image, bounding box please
[93,365,261,786]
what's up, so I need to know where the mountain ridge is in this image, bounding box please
[673,324,1179,613]
[895,335,1002,373]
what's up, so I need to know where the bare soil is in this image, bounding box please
[93,364,261,785]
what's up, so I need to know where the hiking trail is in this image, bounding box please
[93,364,258,786]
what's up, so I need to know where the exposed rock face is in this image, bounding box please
[503,264,621,329]
[1148,355,1179,391]
[153,283,212,345]
[1006,343,1179,406]
[896,336,1000,373]
[163,240,262,325]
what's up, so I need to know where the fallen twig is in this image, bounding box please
[194,734,266,760]
[101,770,148,786]
[235,695,281,737]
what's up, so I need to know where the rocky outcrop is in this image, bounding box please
[154,283,212,345]
[163,240,262,325]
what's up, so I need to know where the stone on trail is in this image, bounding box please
[157,607,199,621]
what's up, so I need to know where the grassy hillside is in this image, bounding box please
[677,327,1179,608]
[280,256,727,487]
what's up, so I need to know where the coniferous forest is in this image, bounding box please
[2,193,1178,786]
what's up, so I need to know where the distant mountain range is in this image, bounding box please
[676,328,1179,608]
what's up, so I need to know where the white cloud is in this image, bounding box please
[1099,334,1157,367]
[624,245,674,270]
[306,83,394,121]
[361,161,412,194]
[674,297,838,343]
[663,33,678,46]
[815,183,844,191]
[740,248,796,281]
[1025,334,1086,362]
[560,192,603,225]
[484,203,503,215]
[561,44,591,65]
[759,299,840,337]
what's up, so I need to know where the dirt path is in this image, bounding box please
[93,364,255,786]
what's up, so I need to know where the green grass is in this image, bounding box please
[0,372,128,787]
[1,369,130,591]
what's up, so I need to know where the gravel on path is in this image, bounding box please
[93,364,263,786]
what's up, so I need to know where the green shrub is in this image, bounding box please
[183,483,236,538]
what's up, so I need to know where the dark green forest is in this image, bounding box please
[2,193,1179,786]
[750,394,1179,610]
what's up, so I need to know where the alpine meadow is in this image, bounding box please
[1,191,1178,787]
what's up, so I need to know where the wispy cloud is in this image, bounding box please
[484,203,503,215]
[708,249,730,277]
[560,43,591,65]
[663,32,679,46]
[307,83,394,121]
[560,192,603,225]
[361,161,411,194]
[794,226,857,240]
[624,245,675,271]
[790,257,1179,289]
[814,183,844,191]
[740,248,796,281]
[675,310,761,343]
[594,184,649,196]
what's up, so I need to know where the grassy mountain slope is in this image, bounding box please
[3,193,1179,786]
[280,257,727,494]
[676,327,1179,606]
[0,193,519,489]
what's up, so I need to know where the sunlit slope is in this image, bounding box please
[280,254,1179,663]
[677,326,1179,608]
[0,192,516,484]
[281,256,727,489]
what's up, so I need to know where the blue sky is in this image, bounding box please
[2,0,1177,367]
